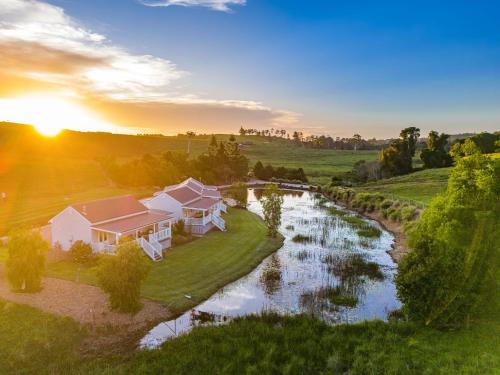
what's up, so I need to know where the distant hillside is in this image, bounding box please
[0,122,209,160]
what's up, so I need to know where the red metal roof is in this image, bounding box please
[184,197,218,210]
[91,209,173,234]
[72,195,147,224]
[165,186,200,204]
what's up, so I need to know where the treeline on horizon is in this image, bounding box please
[339,128,500,184]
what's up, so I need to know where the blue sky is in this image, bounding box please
[1,0,499,137]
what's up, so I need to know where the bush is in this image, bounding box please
[6,229,48,292]
[396,153,500,327]
[173,219,187,236]
[96,239,151,313]
[69,241,94,264]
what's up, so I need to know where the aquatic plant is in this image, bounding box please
[292,234,314,243]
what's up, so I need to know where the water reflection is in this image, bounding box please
[141,189,400,348]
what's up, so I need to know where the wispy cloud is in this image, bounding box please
[139,0,246,12]
[0,0,300,134]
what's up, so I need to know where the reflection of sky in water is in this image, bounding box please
[141,189,401,348]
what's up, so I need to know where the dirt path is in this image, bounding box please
[0,267,172,352]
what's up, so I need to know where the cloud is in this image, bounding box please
[0,0,185,101]
[0,0,301,133]
[139,0,246,12]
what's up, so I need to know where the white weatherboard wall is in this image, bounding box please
[50,207,91,251]
[145,193,183,221]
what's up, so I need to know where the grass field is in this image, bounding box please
[4,208,284,314]
[0,300,497,374]
[357,167,452,205]
[0,299,85,375]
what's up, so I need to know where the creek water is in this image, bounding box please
[141,189,400,349]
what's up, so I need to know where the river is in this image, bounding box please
[141,189,400,348]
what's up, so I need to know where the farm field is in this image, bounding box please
[0,209,283,314]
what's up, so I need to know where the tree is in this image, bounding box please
[6,229,48,292]
[70,240,94,264]
[253,161,265,179]
[227,182,248,208]
[380,127,420,176]
[420,131,453,168]
[396,150,500,327]
[239,127,246,136]
[260,185,284,237]
[186,131,196,155]
[96,239,151,313]
[352,134,362,151]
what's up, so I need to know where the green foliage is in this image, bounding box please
[450,132,500,158]
[172,219,187,236]
[6,229,48,292]
[397,153,500,327]
[102,136,249,187]
[253,161,308,182]
[69,240,93,264]
[260,185,284,237]
[227,182,248,208]
[380,127,420,176]
[420,131,453,168]
[96,240,151,313]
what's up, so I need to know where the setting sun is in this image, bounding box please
[0,95,120,136]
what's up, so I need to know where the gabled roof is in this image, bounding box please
[160,177,222,205]
[165,186,200,204]
[71,195,147,224]
[92,209,173,234]
[184,197,218,210]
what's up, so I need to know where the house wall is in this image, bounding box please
[145,193,183,221]
[50,207,91,251]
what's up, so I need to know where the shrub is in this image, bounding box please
[400,206,417,222]
[6,229,48,292]
[396,153,500,327]
[69,241,94,264]
[173,219,186,236]
[380,199,394,209]
[96,239,151,313]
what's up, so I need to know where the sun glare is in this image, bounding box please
[0,95,120,136]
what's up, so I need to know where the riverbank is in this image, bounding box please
[323,196,411,263]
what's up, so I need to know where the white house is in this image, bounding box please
[143,178,227,235]
[49,195,174,261]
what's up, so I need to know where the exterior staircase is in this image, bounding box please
[137,237,163,261]
[212,214,226,231]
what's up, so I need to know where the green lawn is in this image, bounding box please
[0,299,85,375]
[10,208,283,314]
[358,167,451,205]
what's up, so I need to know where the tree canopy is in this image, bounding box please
[6,229,48,292]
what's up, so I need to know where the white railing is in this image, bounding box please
[137,237,162,261]
[93,242,116,253]
[149,227,171,242]
[212,214,226,231]
[185,214,212,226]
[220,202,227,213]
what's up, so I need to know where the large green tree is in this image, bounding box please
[380,127,420,176]
[6,229,48,292]
[260,185,284,237]
[420,131,453,168]
[396,147,500,327]
[97,240,151,313]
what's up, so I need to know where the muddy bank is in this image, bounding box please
[0,267,172,353]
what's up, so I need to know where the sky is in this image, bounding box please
[0,0,499,137]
